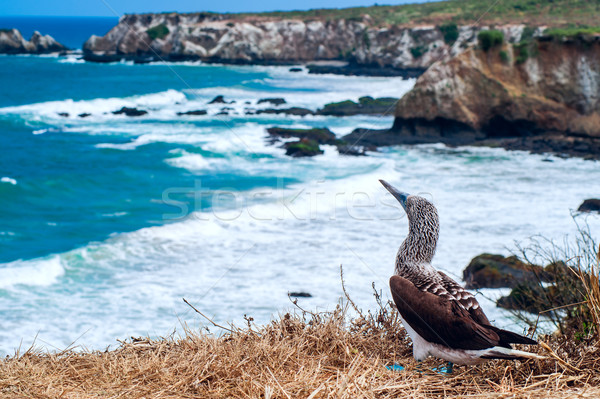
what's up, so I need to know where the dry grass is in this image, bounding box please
[1,293,599,399]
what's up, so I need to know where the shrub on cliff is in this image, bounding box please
[410,45,427,58]
[439,22,459,45]
[514,42,530,64]
[478,29,504,51]
[146,24,169,40]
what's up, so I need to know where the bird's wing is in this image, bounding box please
[390,275,500,350]
[436,271,491,326]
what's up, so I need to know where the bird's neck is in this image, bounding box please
[395,217,439,277]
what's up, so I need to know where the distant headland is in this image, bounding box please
[0,28,66,54]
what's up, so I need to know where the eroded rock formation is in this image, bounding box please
[390,36,600,158]
[0,29,67,54]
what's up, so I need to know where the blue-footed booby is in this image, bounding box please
[380,180,542,367]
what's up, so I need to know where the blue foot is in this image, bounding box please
[431,362,453,374]
[385,364,405,371]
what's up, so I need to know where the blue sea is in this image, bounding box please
[0,18,599,355]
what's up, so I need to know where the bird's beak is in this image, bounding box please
[379,180,409,210]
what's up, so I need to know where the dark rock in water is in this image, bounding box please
[289,291,312,297]
[578,199,600,213]
[341,128,404,147]
[462,254,550,289]
[57,112,69,117]
[208,95,230,104]
[284,138,323,157]
[267,127,337,145]
[268,126,372,156]
[307,63,424,78]
[342,119,488,148]
[317,96,398,116]
[78,113,91,118]
[257,107,314,116]
[257,97,286,106]
[112,107,148,117]
[496,262,574,314]
[177,109,207,116]
[289,67,302,72]
[496,283,552,314]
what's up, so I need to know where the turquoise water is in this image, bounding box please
[0,54,598,355]
[0,57,287,262]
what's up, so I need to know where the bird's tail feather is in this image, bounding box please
[480,346,545,361]
[488,325,538,346]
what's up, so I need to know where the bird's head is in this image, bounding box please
[379,179,439,238]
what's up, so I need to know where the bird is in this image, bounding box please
[380,179,543,371]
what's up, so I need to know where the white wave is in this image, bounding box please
[1,177,17,185]
[96,131,209,150]
[102,212,128,218]
[184,75,414,112]
[0,65,412,129]
[0,89,186,120]
[58,55,85,64]
[0,256,65,289]
[1,147,599,354]
[165,150,216,171]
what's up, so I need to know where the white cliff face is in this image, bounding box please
[83,13,525,69]
[0,29,66,54]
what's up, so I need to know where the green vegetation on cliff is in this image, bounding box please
[544,26,600,38]
[232,0,600,28]
[146,24,169,40]
[478,30,504,51]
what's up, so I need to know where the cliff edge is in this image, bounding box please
[82,13,525,74]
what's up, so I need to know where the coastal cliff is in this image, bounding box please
[82,12,525,74]
[0,29,67,54]
[388,35,600,157]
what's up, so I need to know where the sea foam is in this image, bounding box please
[1,177,17,185]
[0,256,65,289]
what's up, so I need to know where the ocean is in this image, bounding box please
[0,18,599,356]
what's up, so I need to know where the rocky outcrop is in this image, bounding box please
[82,13,525,72]
[317,96,398,116]
[0,29,67,54]
[497,261,579,314]
[284,139,323,157]
[460,253,579,314]
[266,127,338,145]
[255,107,314,116]
[462,254,550,289]
[177,109,207,116]
[266,127,365,157]
[578,199,600,213]
[389,36,600,158]
[112,107,148,116]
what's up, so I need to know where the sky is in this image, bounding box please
[0,0,432,17]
